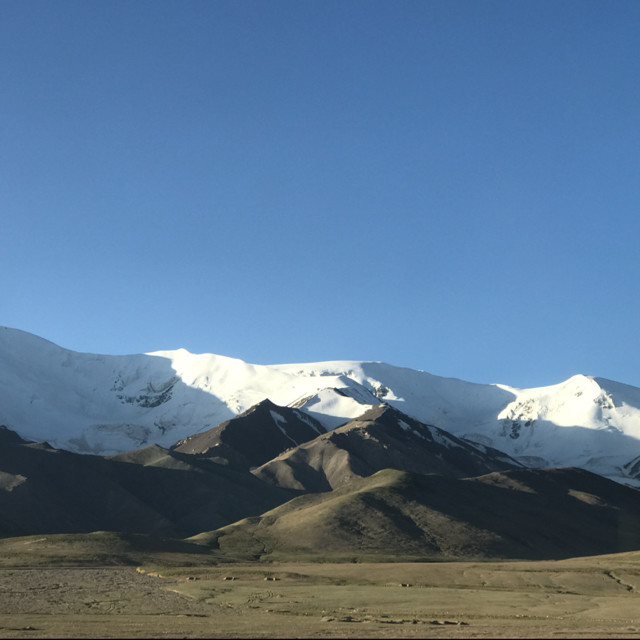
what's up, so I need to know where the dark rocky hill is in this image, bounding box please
[0,427,295,538]
[252,404,522,491]
[171,398,325,468]
[195,466,640,561]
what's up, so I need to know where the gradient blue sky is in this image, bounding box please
[2,0,639,388]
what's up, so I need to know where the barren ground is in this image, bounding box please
[1,555,640,638]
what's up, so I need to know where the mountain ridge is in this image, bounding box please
[171,398,325,469]
[252,403,522,492]
[2,326,640,484]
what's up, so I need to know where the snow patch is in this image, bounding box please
[269,410,297,445]
[292,408,324,434]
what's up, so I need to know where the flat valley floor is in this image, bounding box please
[2,555,640,639]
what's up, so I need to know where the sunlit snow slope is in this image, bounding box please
[2,327,640,484]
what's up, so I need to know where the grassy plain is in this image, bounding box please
[1,534,640,638]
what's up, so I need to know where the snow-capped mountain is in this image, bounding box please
[2,326,640,485]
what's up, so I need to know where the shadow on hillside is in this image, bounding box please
[358,362,517,421]
[4,434,640,561]
[399,468,640,560]
[354,364,640,474]
[466,417,640,472]
[0,439,295,539]
[61,352,239,454]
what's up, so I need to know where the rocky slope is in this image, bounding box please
[252,404,521,491]
[171,399,324,469]
[195,467,640,561]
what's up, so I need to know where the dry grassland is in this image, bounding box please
[1,553,640,638]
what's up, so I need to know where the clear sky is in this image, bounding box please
[1,0,639,388]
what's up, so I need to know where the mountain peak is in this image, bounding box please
[252,403,521,492]
[171,400,324,469]
[2,327,640,484]
[349,403,395,422]
[243,398,280,414]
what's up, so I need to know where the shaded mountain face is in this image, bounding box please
[198,467,640,562]
[171,399,325,469]
[252,404,522,492]
[0,427,295,538]
[623,455,640,481]
[0,425,31,446]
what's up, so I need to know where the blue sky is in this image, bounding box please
[2,0,639,388]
